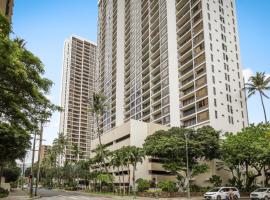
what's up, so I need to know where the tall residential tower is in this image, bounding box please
[59,36,96,162]
[96,0,248,134]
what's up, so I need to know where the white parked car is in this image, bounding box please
[250,188,270,200]
[204,187,240,200]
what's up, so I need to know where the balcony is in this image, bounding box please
[196,98,208,112]
[195,63,206,77]
[196,87,208,100]
[193,21,203,36]
[193,42,204,57]
[191,1,201,15]
[197,110,209,123]
[178,32,192,47]
[182,96,195,107]
[181,75,194,86]
[195,75,207,88]
[193,31,204,46]
[182,107,196,117]
[178,24,191,39]
[182,117,196,127]
[182,85,194,96]
[194,53,205,68]
[180,54,193,66]
[192,11,202,25]
[180,64,193,76]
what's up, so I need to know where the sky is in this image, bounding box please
[12,0,270,148]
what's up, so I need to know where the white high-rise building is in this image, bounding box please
[60,36,96,162]
[96,0,248,135]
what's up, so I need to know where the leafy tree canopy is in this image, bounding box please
[3,163,21,183]
[143,126,220,177]
[0,13,59,169]
[221,123,270,190]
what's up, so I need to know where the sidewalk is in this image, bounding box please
[2,189,29,200]
[2,189,39,200]
[111,196,201,200]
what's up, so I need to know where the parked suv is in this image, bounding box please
[250,188,270,200]
[204,187,240,200]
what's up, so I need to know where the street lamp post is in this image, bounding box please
[184,133,190,199]
[35,122,44,196]
[30,131,37,197]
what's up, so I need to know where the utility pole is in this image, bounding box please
[30,132,37,197]
[35,122,44,196]
[21,157,25,190]
[184,133,190,199]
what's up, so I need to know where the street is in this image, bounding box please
[5,189,113,200]
[4,188,203,200]
[37,189,112,200]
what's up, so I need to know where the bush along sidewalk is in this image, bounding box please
[0,187,9,198]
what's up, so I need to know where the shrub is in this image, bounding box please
[209,175,222,187]
[136,178,150,192]
[190,184,210,192]
[157,180,178,192]
[0,187,9,198]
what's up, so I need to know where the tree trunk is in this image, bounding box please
[96,116,108,173]
[117,167,121,195]
[121,165,125,195]
[259,91,268,123]
[0,164,3,185]
[127,165,131,194]
[132,164,136,197]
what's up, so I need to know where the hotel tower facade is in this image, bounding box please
[96,0,248,135]
[60,36,96,162]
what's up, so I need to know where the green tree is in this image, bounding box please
[157,180,178,192]
[128,146,145,195]
[3,163,21,183]
[89,93,108,172]
[0,13,59,182]
[221,123,270,191]
[143,126,220,189]
[244,72,270,123]
[110,149,122,193]
[136,178,150,192]
[93,144,110,172]
[53,132,67,165]
[209,175,222,187]
[71,144,82,163]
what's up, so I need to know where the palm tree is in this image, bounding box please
[244,72,270,123]
[110,149,122,194]
[117,147,129,195]
[123,146,133,194]
[129,146,145,196]
[89,93,108,171]
[71,144,81,163]
[14,37,26,48]
[55,132,67,166]
[94,144,110,172]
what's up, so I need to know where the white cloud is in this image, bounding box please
[242,68,253,83]
[242,68,270,83]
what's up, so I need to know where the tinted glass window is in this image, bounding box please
[209,188,220,192]
[255,189,267,192]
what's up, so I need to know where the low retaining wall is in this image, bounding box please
[137,192,204,198]
[137,192,250,198]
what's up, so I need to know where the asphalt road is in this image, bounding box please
[37,189,113,200]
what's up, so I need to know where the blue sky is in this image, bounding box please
[12,0,270,146]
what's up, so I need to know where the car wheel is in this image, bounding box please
[265,196,268,200]
[217,195,222,200]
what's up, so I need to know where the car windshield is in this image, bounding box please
[209,188,221,192]
[255,189,268,192]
